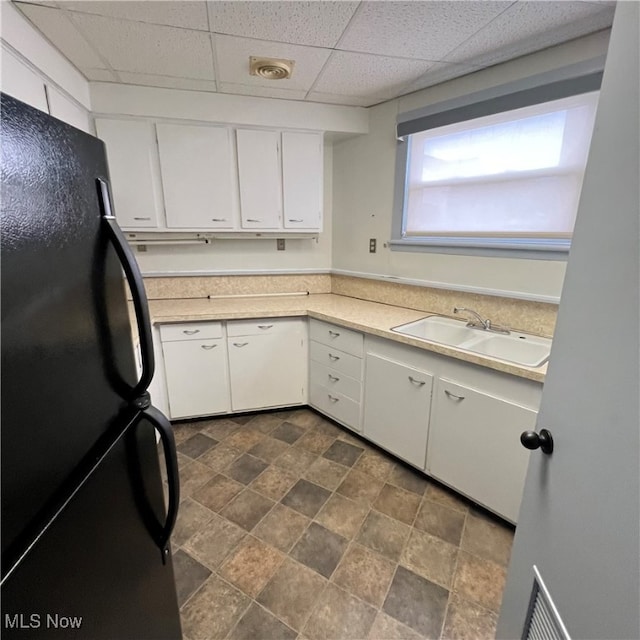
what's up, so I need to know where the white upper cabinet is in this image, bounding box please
[282,131,323,230]
[47,87,92,133]
[156,123,237,229]
[236,129,282,229]
[95,118,163,229]
[1,51,48,113]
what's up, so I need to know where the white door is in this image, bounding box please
[498,5,639,638]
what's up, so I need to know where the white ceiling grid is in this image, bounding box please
[13,0,615,107]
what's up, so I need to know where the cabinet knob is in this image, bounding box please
[246,218,263,223]
[444,389,465,401]
[520,429,554,454]
[258,325,273,330]
[201,344,217,350]
[183,329,200,335]
[408,376,426,386]
[328,353,340,361]
[211,218,227,222]
[134,217,152,221]
[328,331,340,338]
[289,218,304,223]
[233,342,249,348]
[328,395,339,403]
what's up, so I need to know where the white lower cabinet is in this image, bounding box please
[363,353,434,469]
[426,378,537,523]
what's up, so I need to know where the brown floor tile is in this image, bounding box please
[200,419,239,441]
[333,544,396,607]
[286,410,321,429]
[281,479,331,518]
[173,423,203,445]
[294,430,336,455]
[442,593,498,640]
[374,483,421,525]
[177,433,218,459]
[183,512,246,571]
[198,443,243,472]
[180,460,217,498]
[274,447,318,475]
[353,449,396,482]
[313,417,342,437]
[253,503,310,552]
[248,436,290,463]
[461,512,514,567]
[303,582,377,640]
[383,566,449,638]
[193,474,244,513]
[303,457,349,491]
[271,421,305,444]
[337,429,370,448]
[245,412,284,434]
[323,440,364,467]
[230,413,255,424]
[414,498,466,546]
[224,428,266,451]
[250,466,298,501]
[314,493,369,540]
[356,511,411,562]
[228,602,297,640]
[173,549,212,607]
[367,612,423,640]
[453,551,506,613]
[426,481,470,514]
[220,489,275,531]
[389,464,429,495]
[290,522,348,578]
[225,453,269,485]
[257,557,327,631]
[172,497,215,547]
[337,469,384,506]
[219,536,284,597]
[401,529,458,589]
[181,575,250,640]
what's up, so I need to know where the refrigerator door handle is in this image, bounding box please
[138,405,180,563]
[96,178,154,402]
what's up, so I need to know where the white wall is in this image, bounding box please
[332,31,611,303]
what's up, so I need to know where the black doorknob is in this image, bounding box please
[520,428,554,454]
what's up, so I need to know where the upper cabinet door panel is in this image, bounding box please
[1,51,48,113]
[282,131,323,230]
[95,119,162,228]
[156,124,236,229]
[236,129,281,229]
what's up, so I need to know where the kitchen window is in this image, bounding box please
[391,69,602,258]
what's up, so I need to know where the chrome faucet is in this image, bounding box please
[453,307,510,334]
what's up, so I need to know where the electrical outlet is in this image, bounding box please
[277,238,285,251]
[369,238,377,253]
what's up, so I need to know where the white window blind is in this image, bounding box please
[402,92,598,244]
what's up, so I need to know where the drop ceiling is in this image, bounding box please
[13,0,615,107]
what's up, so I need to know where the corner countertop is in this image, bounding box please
[143,293,547,383]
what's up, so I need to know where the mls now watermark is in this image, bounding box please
[5,614,83,630]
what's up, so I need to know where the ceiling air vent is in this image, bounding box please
[250,56,294,80]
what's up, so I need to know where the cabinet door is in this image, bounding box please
[228,328,304,412]
[1,51,48,113]
[363,354,433,469]
[95,119,163,228]
[236,129,281,229]
[282,131,322,230]
[162,339,230,419]
[427,378,536,523]
[48,87,92,133]
[156,123,236,229]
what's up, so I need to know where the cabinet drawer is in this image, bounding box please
[159,322,223,342]
[309,319,363,356]
[310,341,362,379]
[227,318,298,337]
[309,361,361,402]
[310,383,361,432]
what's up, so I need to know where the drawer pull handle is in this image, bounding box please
[408,376,426,386]
[233,342,249,348]
[201,344,217,350]
[134,217,152,221]
[211,218,227,222]
[257,325,273,330]
[328,374,340,382]
[328,353,340,361]
[288,218,303,222]
[328,395,339,403]
[444,389,465,401]
[183,329,200,335]
[328,330,340,338]
[246,218,263,223]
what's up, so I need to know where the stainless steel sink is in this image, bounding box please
[391,315,551,367]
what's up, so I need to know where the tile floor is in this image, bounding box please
[166,408,514,640]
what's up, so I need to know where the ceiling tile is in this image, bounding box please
[214,34,331,91]
[207,1,359,47]
[16,0,58,7]
[305,92,371,107]
[59,1,209,30]
[117,71,217,92]
[401,61,483,94]
[15,2,106,68]
[80,67,118,81]
[445,1,616,66]
[69,12,215,79]
[219,82,307,100]
[337,1,512,61]
[312,50,434,101]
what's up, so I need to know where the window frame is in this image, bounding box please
[391,63,604,260]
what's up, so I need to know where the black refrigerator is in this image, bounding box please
[1,93,182,639]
